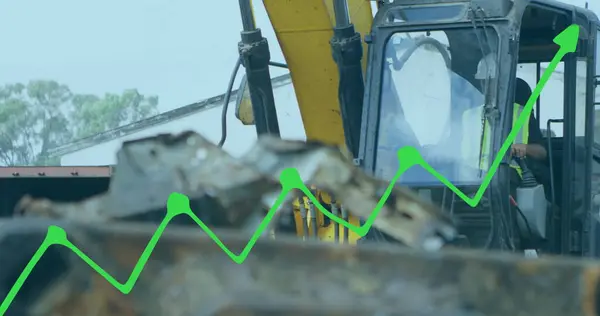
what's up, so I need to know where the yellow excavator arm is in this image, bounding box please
[260,0,374,244]
[262,0,372,145]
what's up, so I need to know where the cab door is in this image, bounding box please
[589,25,600,257]
[559,20,594,257]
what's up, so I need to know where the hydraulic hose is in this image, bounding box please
[218,56,242,147]
[218,58,287,147]
[239,0,256,31]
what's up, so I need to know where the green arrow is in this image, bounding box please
[0,24,580,316]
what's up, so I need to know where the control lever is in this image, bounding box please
[513,156,529,172]
[513,157,538,188]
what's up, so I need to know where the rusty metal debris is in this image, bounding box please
[242,135,457,248]
[3,131,474,315]
[1,218,600,316]
[16,131,456,250]
[16,132,283,230]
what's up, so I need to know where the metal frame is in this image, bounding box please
[547,8,597,255]
[589,25,600,257]
[236,0,281,137]
[584,22,598,257]
[0,166,112,178]
[330,0,366,158]
[358,19,511,184]
[2,218,600,315]
[562,33,577,254]
[510,1,598,255]
[358,0,600,253]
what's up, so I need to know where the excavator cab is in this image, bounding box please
[358,0,600,256]
[229,0,600,255]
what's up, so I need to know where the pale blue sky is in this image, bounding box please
[0,0,597,114]
[0,0,288,113]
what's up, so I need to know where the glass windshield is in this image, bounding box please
[376,27,499,186]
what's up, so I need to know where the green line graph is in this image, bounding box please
[0,25,578,315]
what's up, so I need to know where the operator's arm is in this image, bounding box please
[525,113,547,160]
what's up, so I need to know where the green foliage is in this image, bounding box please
[0,80,159,166]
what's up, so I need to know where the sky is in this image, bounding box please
[0,0,289,113]
[0,0,598,162]
[0,0,596,112]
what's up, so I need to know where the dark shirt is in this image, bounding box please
[516,109,552,197]
[527,112,544,146]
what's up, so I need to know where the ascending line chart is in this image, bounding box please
[0,24,579,316]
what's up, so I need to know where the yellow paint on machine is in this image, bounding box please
[262,0,372,146]
[262,0,372,244]
[291,193,363,244]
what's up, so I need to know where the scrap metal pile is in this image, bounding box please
[0,131,600,315]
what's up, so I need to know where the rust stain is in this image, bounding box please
[94,274,137,316]
[582,266,600,316]
[107,240,146,268]
[172,244,197,262]
[516,261,542,275]
[327,245,360,264]
[348,276,380,294]
[50,274,137,316]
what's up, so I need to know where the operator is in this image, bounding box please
[462,54,548,188]
[509,78,551,200]
[510,78,547,165]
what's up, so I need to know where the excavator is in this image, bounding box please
[3,0,600,315]
[231,0,600,257]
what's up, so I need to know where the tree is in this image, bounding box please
[0,80,158,166]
